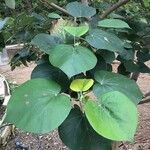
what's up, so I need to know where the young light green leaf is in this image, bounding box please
[93,70,143,104]
[70,79,94,92]
[66,2,96,17]
[98,19,131,29]
[48,12,61,19]
[5,79,71,133]
[49,44,97,78]
[64,24,89,37]
[85,91,138,141]
[5,0,15,9]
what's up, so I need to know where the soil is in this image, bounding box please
[0,61,150,150]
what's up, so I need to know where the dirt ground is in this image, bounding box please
[0,61,150,150]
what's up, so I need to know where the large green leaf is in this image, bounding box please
[5,79,71,133]
[98,19,130,29]
[85,91,138,141]
[64,24,89,37]
[31,33,62,54]
[66,2,96,17]
[93,71,143,104]
[31,63,69,91]
[5,0,15,9]
[0,18,8,30]
[86,29,124,52]
[49,44,97,78]
[59,106,112,150]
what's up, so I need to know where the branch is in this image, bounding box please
[144,91,150,98]
[139,92,150,105]
[40,0,71,16]
[101,0,130,19]
[49,2,70,16]
[139,97,150,105]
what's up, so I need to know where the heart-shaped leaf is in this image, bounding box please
[86,29,124,52]
[5,79,71,133]
[31,33,62,54]
[64,24,89,37]
[98,19,130,29]
[70,79,94,92]
[85,91,138,141]
[49,44,97,78]
[93,70,143,104]
[59,107,112,150]
[66,2,96,17]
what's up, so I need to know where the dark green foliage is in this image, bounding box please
[1,0,149,149]
[59,106,112,150]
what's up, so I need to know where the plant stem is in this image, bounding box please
[139,98,150,105]
[139,92,150,105]
[40,0,71,16]
[101,0,130,19]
